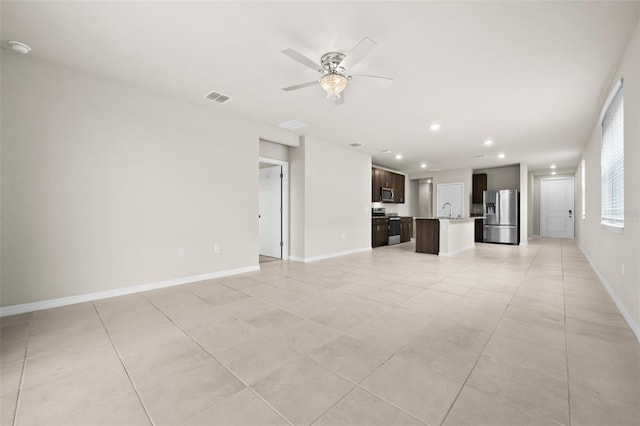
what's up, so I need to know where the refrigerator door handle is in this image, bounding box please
[495,191,500,224]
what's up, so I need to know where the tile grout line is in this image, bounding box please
[141,294,295,426]
[309,351,432,426]
[561,243,573,426]
[147,285,428,426]
[11,315,32,426]
[438,244,536,426]
[91,302,155,426]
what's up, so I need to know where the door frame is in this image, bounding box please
[259,157,289,260]
[540,176,575,239]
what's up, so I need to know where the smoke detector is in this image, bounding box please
[8,41,31,54]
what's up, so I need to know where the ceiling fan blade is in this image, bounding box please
[282,80,319,91]
[282,48,323,73]
[350,74,393,81]
[341,37,377,69]
[334,93,345,106]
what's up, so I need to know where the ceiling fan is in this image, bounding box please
[281,37,392,105]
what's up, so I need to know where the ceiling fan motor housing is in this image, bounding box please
[321,52,346,74]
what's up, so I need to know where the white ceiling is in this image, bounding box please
[2,1,638,175]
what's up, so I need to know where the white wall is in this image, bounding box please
[259,139,289,162]
[577,22,640,338]
[519,163,528,244]
[288,141,305,260]
[474,164,521,191]
[527,172,535,238]
[1,51,272,307]
[289,136,371,261]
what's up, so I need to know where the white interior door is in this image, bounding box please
[436,182,463,218]
[540,177,574,239]
[259,165,281,258]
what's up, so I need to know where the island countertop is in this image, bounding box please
[415,217,478,223]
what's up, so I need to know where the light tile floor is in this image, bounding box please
[1,238,639,426]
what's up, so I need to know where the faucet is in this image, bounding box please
[442,202,452,218]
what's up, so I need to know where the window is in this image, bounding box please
[581,159,586,219]
[601,80,624,227]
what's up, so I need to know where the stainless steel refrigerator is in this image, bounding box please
[483,189,519,245]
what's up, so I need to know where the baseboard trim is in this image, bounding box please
[289,247,372,263]
[439,244,475,257]
[0,264,260,317]
[577,241,640,342]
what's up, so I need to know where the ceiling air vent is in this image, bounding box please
[204,90,232,104]
[278,120,307,130]
[348,143,363,148]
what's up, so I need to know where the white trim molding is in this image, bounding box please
[577,242,640,342]
[439,244,475,256]
[0,265,260,317]
[289,247,372,263]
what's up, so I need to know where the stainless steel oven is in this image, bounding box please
[388,217,401,245]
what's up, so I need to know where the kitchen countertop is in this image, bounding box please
[371,216,413,219]
[415,217,477,223]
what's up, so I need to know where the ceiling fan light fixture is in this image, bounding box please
[320,73,348,99]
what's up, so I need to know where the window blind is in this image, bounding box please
[601,82,624,226]
[581,159,586,219]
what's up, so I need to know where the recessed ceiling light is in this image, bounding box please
[484,140,494,146]
[550,164,557,169]
[429,123,441,131]
[498,153,505,159]
[551,171,557,175]
[8,41,31,54]
[427,179,432,183]
[381,150,392,154]
[420,163,427,168]
[395,154,402,160]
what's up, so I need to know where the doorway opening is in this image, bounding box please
[259,157,289,263]
[417,178,434,218]
[540,176,575,239]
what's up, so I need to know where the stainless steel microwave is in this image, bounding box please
[381,187,394,202]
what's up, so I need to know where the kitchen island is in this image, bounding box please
[415,217,475,256]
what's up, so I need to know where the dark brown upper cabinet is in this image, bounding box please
[472,173,487,204]
[393,173,405,203]
[372,167,405,204]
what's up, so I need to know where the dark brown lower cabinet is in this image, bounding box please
[415,219,439,254]
[474,218,484,243]
[400,217,413,243]
[372,218,389,248]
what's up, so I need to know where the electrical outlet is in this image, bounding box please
[342,233,346,240]
[214,245,220,254]
[621,263,625,276]
[177,248,184,257]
